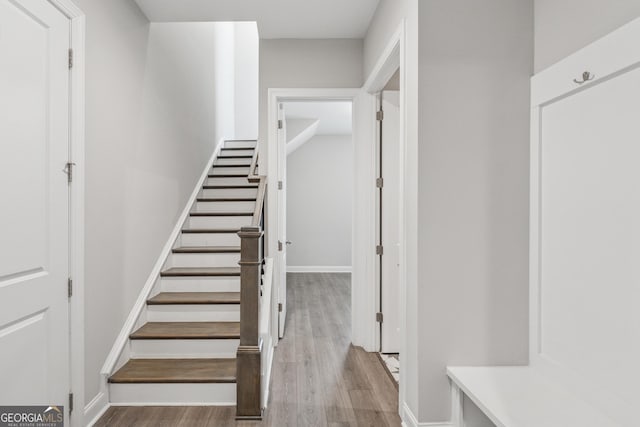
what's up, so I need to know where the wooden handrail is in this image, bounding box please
[251,176,267,227]
[248,150,260,183]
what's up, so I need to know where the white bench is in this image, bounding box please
[447,366,622,427]
[446,16,640,427]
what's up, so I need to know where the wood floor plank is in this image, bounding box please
[96,273,402,426]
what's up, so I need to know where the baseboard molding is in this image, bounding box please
[99,138,225,383]
[84,392,109,427]
[401,402,452,427]
[287,266,352,273]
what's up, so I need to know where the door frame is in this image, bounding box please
[46,1,86,425]
[266,88,361,345]
[360,20,408,409]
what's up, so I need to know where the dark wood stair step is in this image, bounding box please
[216,155,254,159]
[190,212,252,217]
[148,292,240,305]
[197,197,256,202]
[161,267,240,277]
[109,358,236,384]
[130,322,240,340]
[207,174,250,178]
[202,184,258,189]
[221,147,254,151]
[211,164,252,168]
[181,228,240,234]
[172,246,240,254]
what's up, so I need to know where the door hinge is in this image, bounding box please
[278,240,283,251]
[278,119,283,130]
[376,245,384,256]
[376,312,383,323]
[278,303,283,313]
[278,181,283,190]
[69,392,74,413]
[67,277,73,298]
[376,110,384,121]
[63,162,76,184]
[68,49,73,69]
[376,177,384,188]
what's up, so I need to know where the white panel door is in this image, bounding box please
[380,91,401,353]
[277,103,288,338]
[0,0,70,411]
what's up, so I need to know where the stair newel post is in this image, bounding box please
[236,225,263,420]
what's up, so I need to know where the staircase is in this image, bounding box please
[108,140,264,417]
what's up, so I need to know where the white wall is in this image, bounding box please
[535,0,640,72]
[234,23,259,139]
[286,135,353,270]
[75,0,237,410]
[364,0,531,423]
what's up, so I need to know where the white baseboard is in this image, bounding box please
[84,391,109,427]
[401,402,452,427]
[287,266,352,273]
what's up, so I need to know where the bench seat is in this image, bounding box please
[447,366,620,427]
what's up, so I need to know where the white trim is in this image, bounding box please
[45,1,86,425]
[267,88,361,348]
[84,392,109,427]
[99,139,225,388]
[361,19,409,415]
[286,266,352,273]
[401,402,452,427]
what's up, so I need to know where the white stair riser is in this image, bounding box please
[215,158,253,166]
[210,167,250,175]
[206,177,251,186]
[189,216,252,229]
[202,188,257,198]
[195,201,255,212]
[224,140,256,149]
[130,339,240,359]
[219,149,254,157]
[169,252,240,268]
[146,305,240,322]
[109,383,236,405]
[181,232,240,247]
[160,277,240,293]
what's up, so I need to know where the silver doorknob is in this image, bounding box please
[286,241,292,245]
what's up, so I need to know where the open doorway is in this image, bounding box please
[271,97,355,339]
[376,68,402,386]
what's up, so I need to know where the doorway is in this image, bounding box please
[376,69,402,385]
[266,89,359,341]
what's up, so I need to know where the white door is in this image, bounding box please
[380,91,401,353]
[0,0,71,413]
[277,103,288,338]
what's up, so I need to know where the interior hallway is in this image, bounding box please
[95,273,401,426]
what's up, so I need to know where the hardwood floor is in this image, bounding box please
[95,273,401,426]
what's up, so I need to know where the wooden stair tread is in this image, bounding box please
[207,174,250,178]
[216,155,253,159]
[190,212,252,217]
[148,292,241,305]
[172,246,240,253]
[197,197,256,202]
[221,147,254,151]
[181,228,240,234]
[109,358,236,384]
[130,322,240,339]
[202,184,258,189]
[161,267,240,277]
[211,164,252,168]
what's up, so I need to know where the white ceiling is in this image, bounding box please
[134,0,381,39]
[284,101,352,135]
